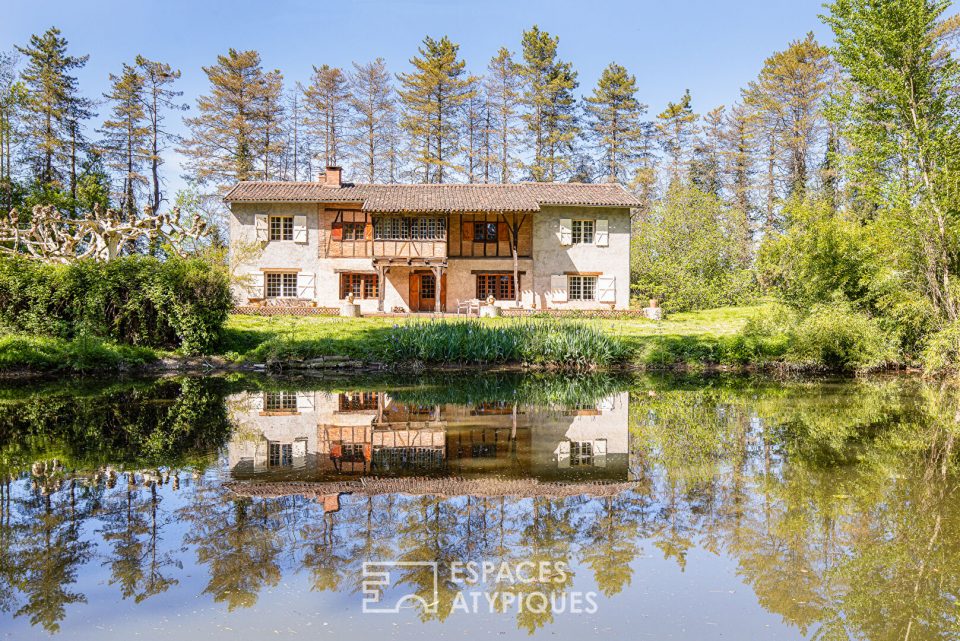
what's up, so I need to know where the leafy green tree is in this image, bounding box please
[519,26,579,181]
[397,36,477,183]
[0,50,26,211]
[632,185,753,311]
[584,62,648,183]
[823,0,960,322]
[179,49,284,185]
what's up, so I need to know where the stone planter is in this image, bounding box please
[479,304,501,318]
[340,303,361,318]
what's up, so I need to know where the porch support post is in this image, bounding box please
[433,264,443,314]
[377,264,386,313]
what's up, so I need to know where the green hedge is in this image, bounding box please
[0,256,232,354]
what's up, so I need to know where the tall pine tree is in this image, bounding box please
[180,49,283,185]
[99,63,150,218]
[519,26,579,181]
[135,56,186,214]
[304,64,350,168]
[485,48,522,183]
[16,27,90,195]
[348,58,397,183]
[584,62,647,183]
[397,36,476,183]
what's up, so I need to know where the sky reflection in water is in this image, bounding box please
[0,374,957,640]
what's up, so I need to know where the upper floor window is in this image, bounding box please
[568,275,597,301]
[473,222,498,243]
[266,272,298,298]
[374,217,446,241]
[342,222,366,241]
[572,220,594,244]
[270,216,294,241]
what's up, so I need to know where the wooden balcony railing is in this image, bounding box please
[329,239,447,259]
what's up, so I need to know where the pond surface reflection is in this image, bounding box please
[0,374,957,640]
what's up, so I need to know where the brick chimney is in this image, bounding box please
[323,166,342,188]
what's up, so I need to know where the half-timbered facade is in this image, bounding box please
[225,167,639,313]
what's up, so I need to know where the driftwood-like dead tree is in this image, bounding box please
[0,204,209,262]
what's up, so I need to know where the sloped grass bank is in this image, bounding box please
[0,333,158,374]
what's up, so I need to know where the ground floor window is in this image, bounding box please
[265,272,298,298]
[269,442,293,467]
[569,441,593,466]
[568,275,597,301]
[339,273,379,299]
[264,391,297,411]
[476,273,516,300]
[339,391,380,411]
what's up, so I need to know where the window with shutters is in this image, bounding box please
[342,222,366,240]
[569,441,593,466]
[568,275,597,301]
[269,216,294,241]
[473,222,498,242]
[572,220,594,244]
[476,274,516,300]
[339,391,380,411]
[264,392,297,411]
[339,273,379,299]
[265,272,298,298]
[269,442,293,467]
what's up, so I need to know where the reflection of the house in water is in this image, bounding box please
[227,390,631,482]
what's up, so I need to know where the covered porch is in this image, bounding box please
[373,257,448,314]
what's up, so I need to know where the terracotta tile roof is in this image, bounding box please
[223,181,641,212]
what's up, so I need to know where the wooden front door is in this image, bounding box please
[410,272,446,312]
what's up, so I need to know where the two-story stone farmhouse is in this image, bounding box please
[225,167,640,313]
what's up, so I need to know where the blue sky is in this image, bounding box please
[3,0,835,193]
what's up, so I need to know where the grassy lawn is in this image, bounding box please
[218,303,772,365]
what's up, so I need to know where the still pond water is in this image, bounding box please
[0,373,957,640]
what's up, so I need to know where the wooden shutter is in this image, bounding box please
[593,439,607,468]
[297,272,315,299]
[409,273,421,310]
[440,272,447,311]
[597,275,616,303]
[293,214,307,243]
[462,220,474,241]
[338,273,346,299]
[559,218,572,245]
[550,274,568,303]
[296,392,315,411]
[364,221,374,240]
[255,214,268,242]
[557,441,571,468]
[331,221,343,241]
[595,218,609,246]
[497,222,508,242]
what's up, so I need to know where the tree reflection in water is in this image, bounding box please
[0,374,956,639]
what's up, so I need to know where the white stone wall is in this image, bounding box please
[532,206,631,310]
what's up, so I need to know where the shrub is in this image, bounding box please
[0,255,232,354]
[920,321,960,373]
[787,303,894,371]
[725,306,795,365]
